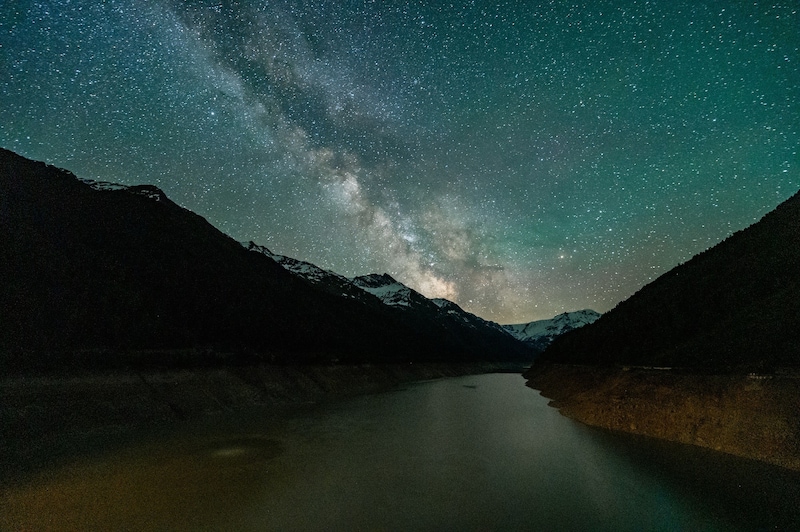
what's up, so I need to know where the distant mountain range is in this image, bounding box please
[242,242,534,348]
[242,243,600,355]
[503,310,600,352]
[537,189,800,371]
[1,148,578,371]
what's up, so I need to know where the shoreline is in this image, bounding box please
[1,361,523,482]
[525,363,800,471]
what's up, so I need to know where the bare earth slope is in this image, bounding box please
[528,364,800,470]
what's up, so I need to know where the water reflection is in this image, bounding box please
[585,427,800,530]
[2,374,799,531]
[207,435,283,459]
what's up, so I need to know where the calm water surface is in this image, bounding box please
[2,373,799,531]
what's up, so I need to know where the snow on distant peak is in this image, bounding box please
[431,298,454,309]
[242,240,277,259]
[430,297,514,335]
[128,185,169,202]
[280,256,349,285]
[79,178,129,191]
[431,297,465,318]
[351,274,417,307]
[80,179,170,202]
[241,241,350,286]
[236,246,523,345]
[431,297,471,316]
[350,273,398,289]
[503,310,600,348]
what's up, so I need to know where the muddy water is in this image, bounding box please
[2,373,799,530]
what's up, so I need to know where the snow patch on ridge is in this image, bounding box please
[79,178,129,191]
[80,179,170,202]
[240,240,573,349]
[503,310,600,347]
[242,241,351,285]
[351,274,416,307]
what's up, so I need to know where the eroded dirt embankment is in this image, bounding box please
[1,362,520,447]
[525,363,800,471]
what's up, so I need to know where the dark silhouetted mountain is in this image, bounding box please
[538,191,800,370]
[242,241,376,304]
[0,148,532,371]
[351,273,431,309]
[504,310,600,353]
[430,298,512,338]
[240,251,530,365]
[346,274,523,356]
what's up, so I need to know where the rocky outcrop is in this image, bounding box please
[526,364,800,471]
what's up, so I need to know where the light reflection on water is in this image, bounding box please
[2,373,799,531]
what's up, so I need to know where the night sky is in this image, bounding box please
[2,1,798,324]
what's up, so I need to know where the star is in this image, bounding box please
[1,0,798,323]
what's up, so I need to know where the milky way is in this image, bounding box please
[2,1,798,323]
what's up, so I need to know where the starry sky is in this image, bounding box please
[2,1,798,324]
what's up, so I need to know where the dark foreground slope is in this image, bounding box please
[526,190,800,470]
[539,190,800,370]
[0,148,530,371]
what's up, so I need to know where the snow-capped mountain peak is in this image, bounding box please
[503,310,601,352]
[243,241,348,285]
[349,273,398,288]
[239,241,532,353]
[351,274,419,308]
[79,178,129,192]
[431,297,472,322]
[241,241,374,301]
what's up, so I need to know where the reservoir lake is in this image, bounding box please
[2,373,799,531]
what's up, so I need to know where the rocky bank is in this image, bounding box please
[526,363,800,471]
